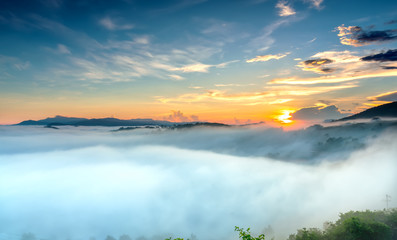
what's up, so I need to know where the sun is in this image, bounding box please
[276,110,295,124]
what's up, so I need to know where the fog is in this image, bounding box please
[0,123,396,240]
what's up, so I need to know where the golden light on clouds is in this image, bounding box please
[246,53,289,63]
[275,109,295,124]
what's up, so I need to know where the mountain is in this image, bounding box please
[16,116,230,128]
[337,101,397,121]
[18,116,88,125]
[17,116,174,127]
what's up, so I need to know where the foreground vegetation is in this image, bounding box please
[165,209,397,240]
[19,209,397,240]
[287,208,397,240]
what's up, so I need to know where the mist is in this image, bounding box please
[0,123,396,240]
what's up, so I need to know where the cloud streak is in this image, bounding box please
[246,53,289,63]
[99,17,134,31]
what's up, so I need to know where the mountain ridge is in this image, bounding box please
[337,101,397,121]
[16,116,228,128]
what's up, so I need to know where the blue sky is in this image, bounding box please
[1,0,397,125]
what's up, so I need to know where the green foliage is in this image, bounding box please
[290,209,396,240]
[289,228,324,240]
[235,226,265,240]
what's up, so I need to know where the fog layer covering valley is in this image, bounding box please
[0,122,396,240]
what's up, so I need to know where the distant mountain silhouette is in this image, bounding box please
[16,116,231,128]
[337,101,397,121]
[17,116,174,127]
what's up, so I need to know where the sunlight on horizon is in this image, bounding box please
[275,109,295,124]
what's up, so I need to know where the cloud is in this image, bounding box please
[57,44,71,54]
[336,24,397,46]
[99,17,134,31]
[304,0,324,9]
[168,74,185,80]
[299,58,334,74]
[13,61,30,70]
[171,63,213,73]
[361,49,397,62]
[163,110,199,122]
[0,55,31,71]
[308,37,317,43]
[246,53,288,63]
[276,1,296,16]
[303,59,333,66]
[269,70,397,84]
[367,90,397,102]
[171,61,237,73]
[277,50,397,84]
[157,84,357,104]
[291,105,348,120]
[250,19,291,51]
[0,124,396,240]
[133,36,150,45]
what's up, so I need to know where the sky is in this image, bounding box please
[1,0,397,125]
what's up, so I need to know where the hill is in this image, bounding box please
[17,116,174,127]
[337,101,397,121]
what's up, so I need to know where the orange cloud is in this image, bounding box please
[367,90,397,102]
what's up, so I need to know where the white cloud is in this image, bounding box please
[57,44,71,54]
[276,1,296,17]
[0,125,396,239]
[305,0,324,9]
[14,61,30,70]
[168,74,185,80]
[99,17,134,31]
[171,63,213,73]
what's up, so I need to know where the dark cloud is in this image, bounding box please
[361,49,397,62]
[382,66,397,70]
[291,105,348,121]
[338,25,397,46]
[303,58,333,66]
[320,67,335,73]
[355,28,397,43]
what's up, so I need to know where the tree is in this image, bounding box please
[235,226,265,240]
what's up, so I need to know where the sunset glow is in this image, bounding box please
[276,110,295,124]
[1,1,397,239]
[0,0,396,126]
